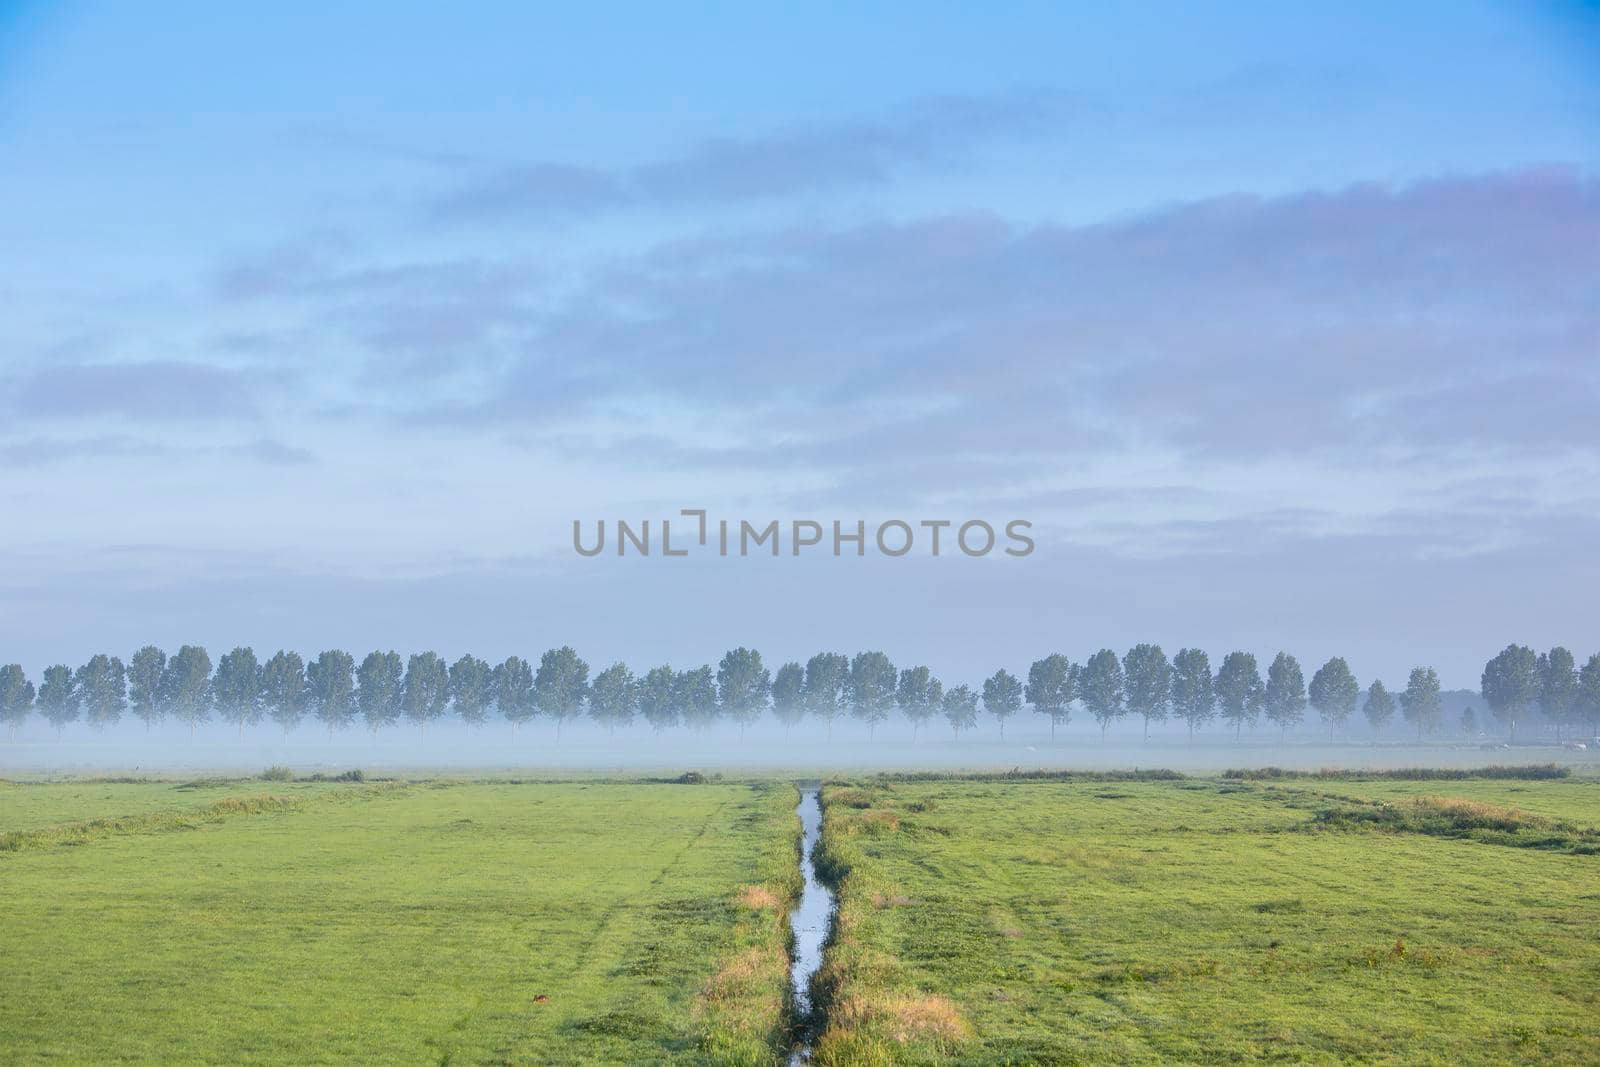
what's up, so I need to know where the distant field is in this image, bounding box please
[0,778,799,1065]
[812,775,1600,1065]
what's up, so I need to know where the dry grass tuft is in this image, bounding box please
[736,884,781,912]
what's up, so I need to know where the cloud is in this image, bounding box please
[3,360,276,422]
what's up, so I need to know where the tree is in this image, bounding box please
[534,647,590,740]
[771,662,806,736]
[262,651,309,736]
[942,683,979,736]
[1401,666,1442,740]
[717,648,770,738]
[589,662,638,733]
[803,652,849,739]
[896,666,939,740]
[75,654,127,729]
[1025,654,1075,738]
[402,652,450,734]
[1079,650,1125,739]
[1122,644,1171,740]
[1263,652,1307,740]
[981,669,1022,739]
[38,664,79,736]
[1363,679,1395,734]
[162,645,213,738]
[450,655,495,731]
[307,650,357,737]
[357,651,403,734]
[128,646,167,732]
[676,666,718,731]
[639,665,680,733]
[846,651,897,737]
[493,655,536,732]
[0,664,36,739]
[1308,657,1359,741]
[1538,647,1579,741]
[1215,652,1263,738]
[1461,705,1477,739]
[1171,648,1214,738]
[1481,644,1538,742]
[214,647,264,739]
[1580,653,1600,742]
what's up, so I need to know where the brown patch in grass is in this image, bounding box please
[737,884,781,912]
[830,993,972,1046]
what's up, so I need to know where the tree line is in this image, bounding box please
[1,643,1597,743]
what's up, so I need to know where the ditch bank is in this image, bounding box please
[786,783,835,1064]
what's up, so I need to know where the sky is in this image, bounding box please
[1,2,1597,690]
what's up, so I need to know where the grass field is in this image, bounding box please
[811,774,1600,1065]
[0,776,799,1065]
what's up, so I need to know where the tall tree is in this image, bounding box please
[639,665,681,733]
[37,664,79,736]
[1460,705,1478,739]
[127,646,167,732]
[450,655,495,731]
[1215,652,1263,738]
[1580,653,1600,742]
[1538,646,1579,741]
[942,683,979,736]
[1122,644,1171,741]
[307,649,357,737]
[803,652,849,739]
[1263,652,1307,740]
[846,651,898,737]
[492,655,536,733]
[1308,657,1359,740]
[589,662,638,733]
[1025,654,1075,738]
[1481,644,1538,742]
[1363,679,1395,735]
[1401,666,1442,740]
[402,652,450,734]
[896,666,939,740]
[357,650,404,734]
[771,661,806,736]
[214,646,264,740]
[161,645,213,739]
[75,654,127,729]
[981,668,1022,739]
[262,651,309,736]
[717,648,771,738]
[0,663,36,739]
[534,646,590,741]
[1170,648,1214,738]
[676,665,719,731]
[1079,649,1125,739]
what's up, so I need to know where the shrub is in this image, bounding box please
[260,765,293,782]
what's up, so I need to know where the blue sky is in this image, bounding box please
[1,2,1597,687]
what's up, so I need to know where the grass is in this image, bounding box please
[0,777,799,1064]
[810,776,1600,1064]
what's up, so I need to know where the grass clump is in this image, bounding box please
[1313,794,1600,853]
[1227,764,1571,781]
[259,765,293,782]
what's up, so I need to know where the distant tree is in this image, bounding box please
[449,655,495,731]
[1308,657,1359,740]
[492,655,536,733]
[357,650,404,734]
[1481,644,1538,742]
[771,661,806,736]
[214,647,264,740]
[402,652,450,735]
[1581,653,1600,741]
[1216,652,1263,738]
[1460,705,1478,739]
[803,652,850,739]
[534,647,590,741]
[639,665,681,733]
[1170,648,1214,738]
[262,651,308,736]
[1076,649,1123,739]
[75,654,127,729]
[590,662,638,733]
[307,649,357,737]
[846,651,898,737]
[1,663,36,739]
[1025,654,1076,738]
[1401,666,1442,740]
[676,666,719,732]
[128,646,167,732]
[896,666,939,740]
[942,683,979,736]
[981,668,1022,739]
[718,648,771,738]
[38,664,79,736]
[1122,644,1171,741]
[1363,679,1395,735]
[161,645,213,739]
[1538,647,1579,741]
[1263,652,1307,740]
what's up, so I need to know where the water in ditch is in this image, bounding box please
[788,786,833,1064]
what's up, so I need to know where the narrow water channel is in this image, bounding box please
[788,785,833,1065]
